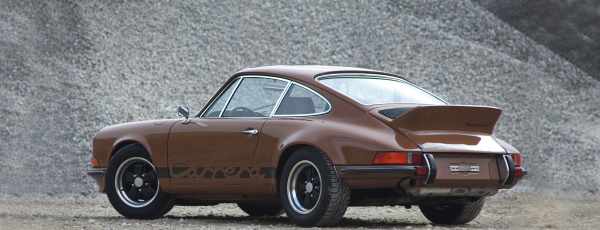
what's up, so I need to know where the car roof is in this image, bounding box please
[235,65,396,83]
[198,65,412,117]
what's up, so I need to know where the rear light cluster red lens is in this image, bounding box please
[372,152,423,165]
[372,152,431,181]
[514,168,524,177]
[415,166,428,176]
[511,153,525,177]
[411,153,423,165]
[372,152,408,165]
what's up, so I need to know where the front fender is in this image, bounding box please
[91,119,177,169]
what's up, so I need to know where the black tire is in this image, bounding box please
[419,198,485,225]
[237,202,284,217]
[105,144,174,219]
[279,148,350,227]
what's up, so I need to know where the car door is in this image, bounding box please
[167,76,289,194]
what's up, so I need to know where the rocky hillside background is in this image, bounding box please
[475,0,600,81]
[1,0,599,196]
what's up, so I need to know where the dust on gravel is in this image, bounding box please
[1,191,598,229]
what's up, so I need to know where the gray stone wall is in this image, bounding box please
[1,0,599,196]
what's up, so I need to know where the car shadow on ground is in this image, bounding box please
[162,214,430,228]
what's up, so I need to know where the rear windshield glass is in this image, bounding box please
[318,76,445,105]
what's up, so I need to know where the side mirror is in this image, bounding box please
[176,105,190,120]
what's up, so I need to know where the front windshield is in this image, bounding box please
[318,75,445,105]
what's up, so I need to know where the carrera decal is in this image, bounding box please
[170,166,188,175]
[259,167,275,179]
[203,170,214,179]
[167,166,275,179]
[225,167,240,176]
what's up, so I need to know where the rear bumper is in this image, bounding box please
[336,153,524,197]
[337,153,437,190]
[337,165,426,190]
[86,167,106,192]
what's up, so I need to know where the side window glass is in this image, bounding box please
[275,84,330,115]
[203,78,240,117]
[222,77,287,117]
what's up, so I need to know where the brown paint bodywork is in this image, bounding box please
[89,65,524,202]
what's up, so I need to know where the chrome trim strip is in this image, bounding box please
[423,153,432,184]
[426,153,437,184]
[86,167,106,177]
[316,73,404,81]
[501,155,511,186]
[209,117,270,120]
[272,82,333,117]
[221,75,290,118]
[315,73,448,105]
[199,77,242,117]
[270,81,292,117]
[218,77,244,117]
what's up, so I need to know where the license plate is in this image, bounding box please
[449,164,480,173]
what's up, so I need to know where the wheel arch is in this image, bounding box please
[275,144,327,190]
[110,138,152,161]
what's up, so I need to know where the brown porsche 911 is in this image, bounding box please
[87,65,526,226]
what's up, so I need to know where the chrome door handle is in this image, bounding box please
[241,128,259,135]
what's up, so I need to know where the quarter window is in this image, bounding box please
[275,84,330,115]
[222,77,288,117]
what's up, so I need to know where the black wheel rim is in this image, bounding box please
[115,157,159,208]
[287,160,322,214]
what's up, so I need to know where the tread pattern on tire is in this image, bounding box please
[314,153,351,226]
[279,148,351,227]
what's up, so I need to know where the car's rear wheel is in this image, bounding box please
[279,148,350,227]
[106,144,174,219]
[237,202,283,217]
[419,198,485,225]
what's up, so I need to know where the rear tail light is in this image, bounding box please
[372,152,423,165]
[511,153,525,177]
[411,153,423,165]
[514,167,524,177]
[511,153,523,167]
[373,152,409,165]
[415,166,428,176]
[373,152,432,183]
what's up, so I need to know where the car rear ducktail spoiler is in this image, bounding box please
[387,105,502,135]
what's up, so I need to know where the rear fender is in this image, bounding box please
[260,118,420,168]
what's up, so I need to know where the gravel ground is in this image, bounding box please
[2,2,599,228]
[1,191,599,229]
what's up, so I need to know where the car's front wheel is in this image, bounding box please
[279,148,350,227]
[105,144,174,219]
[419,198,485,225]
